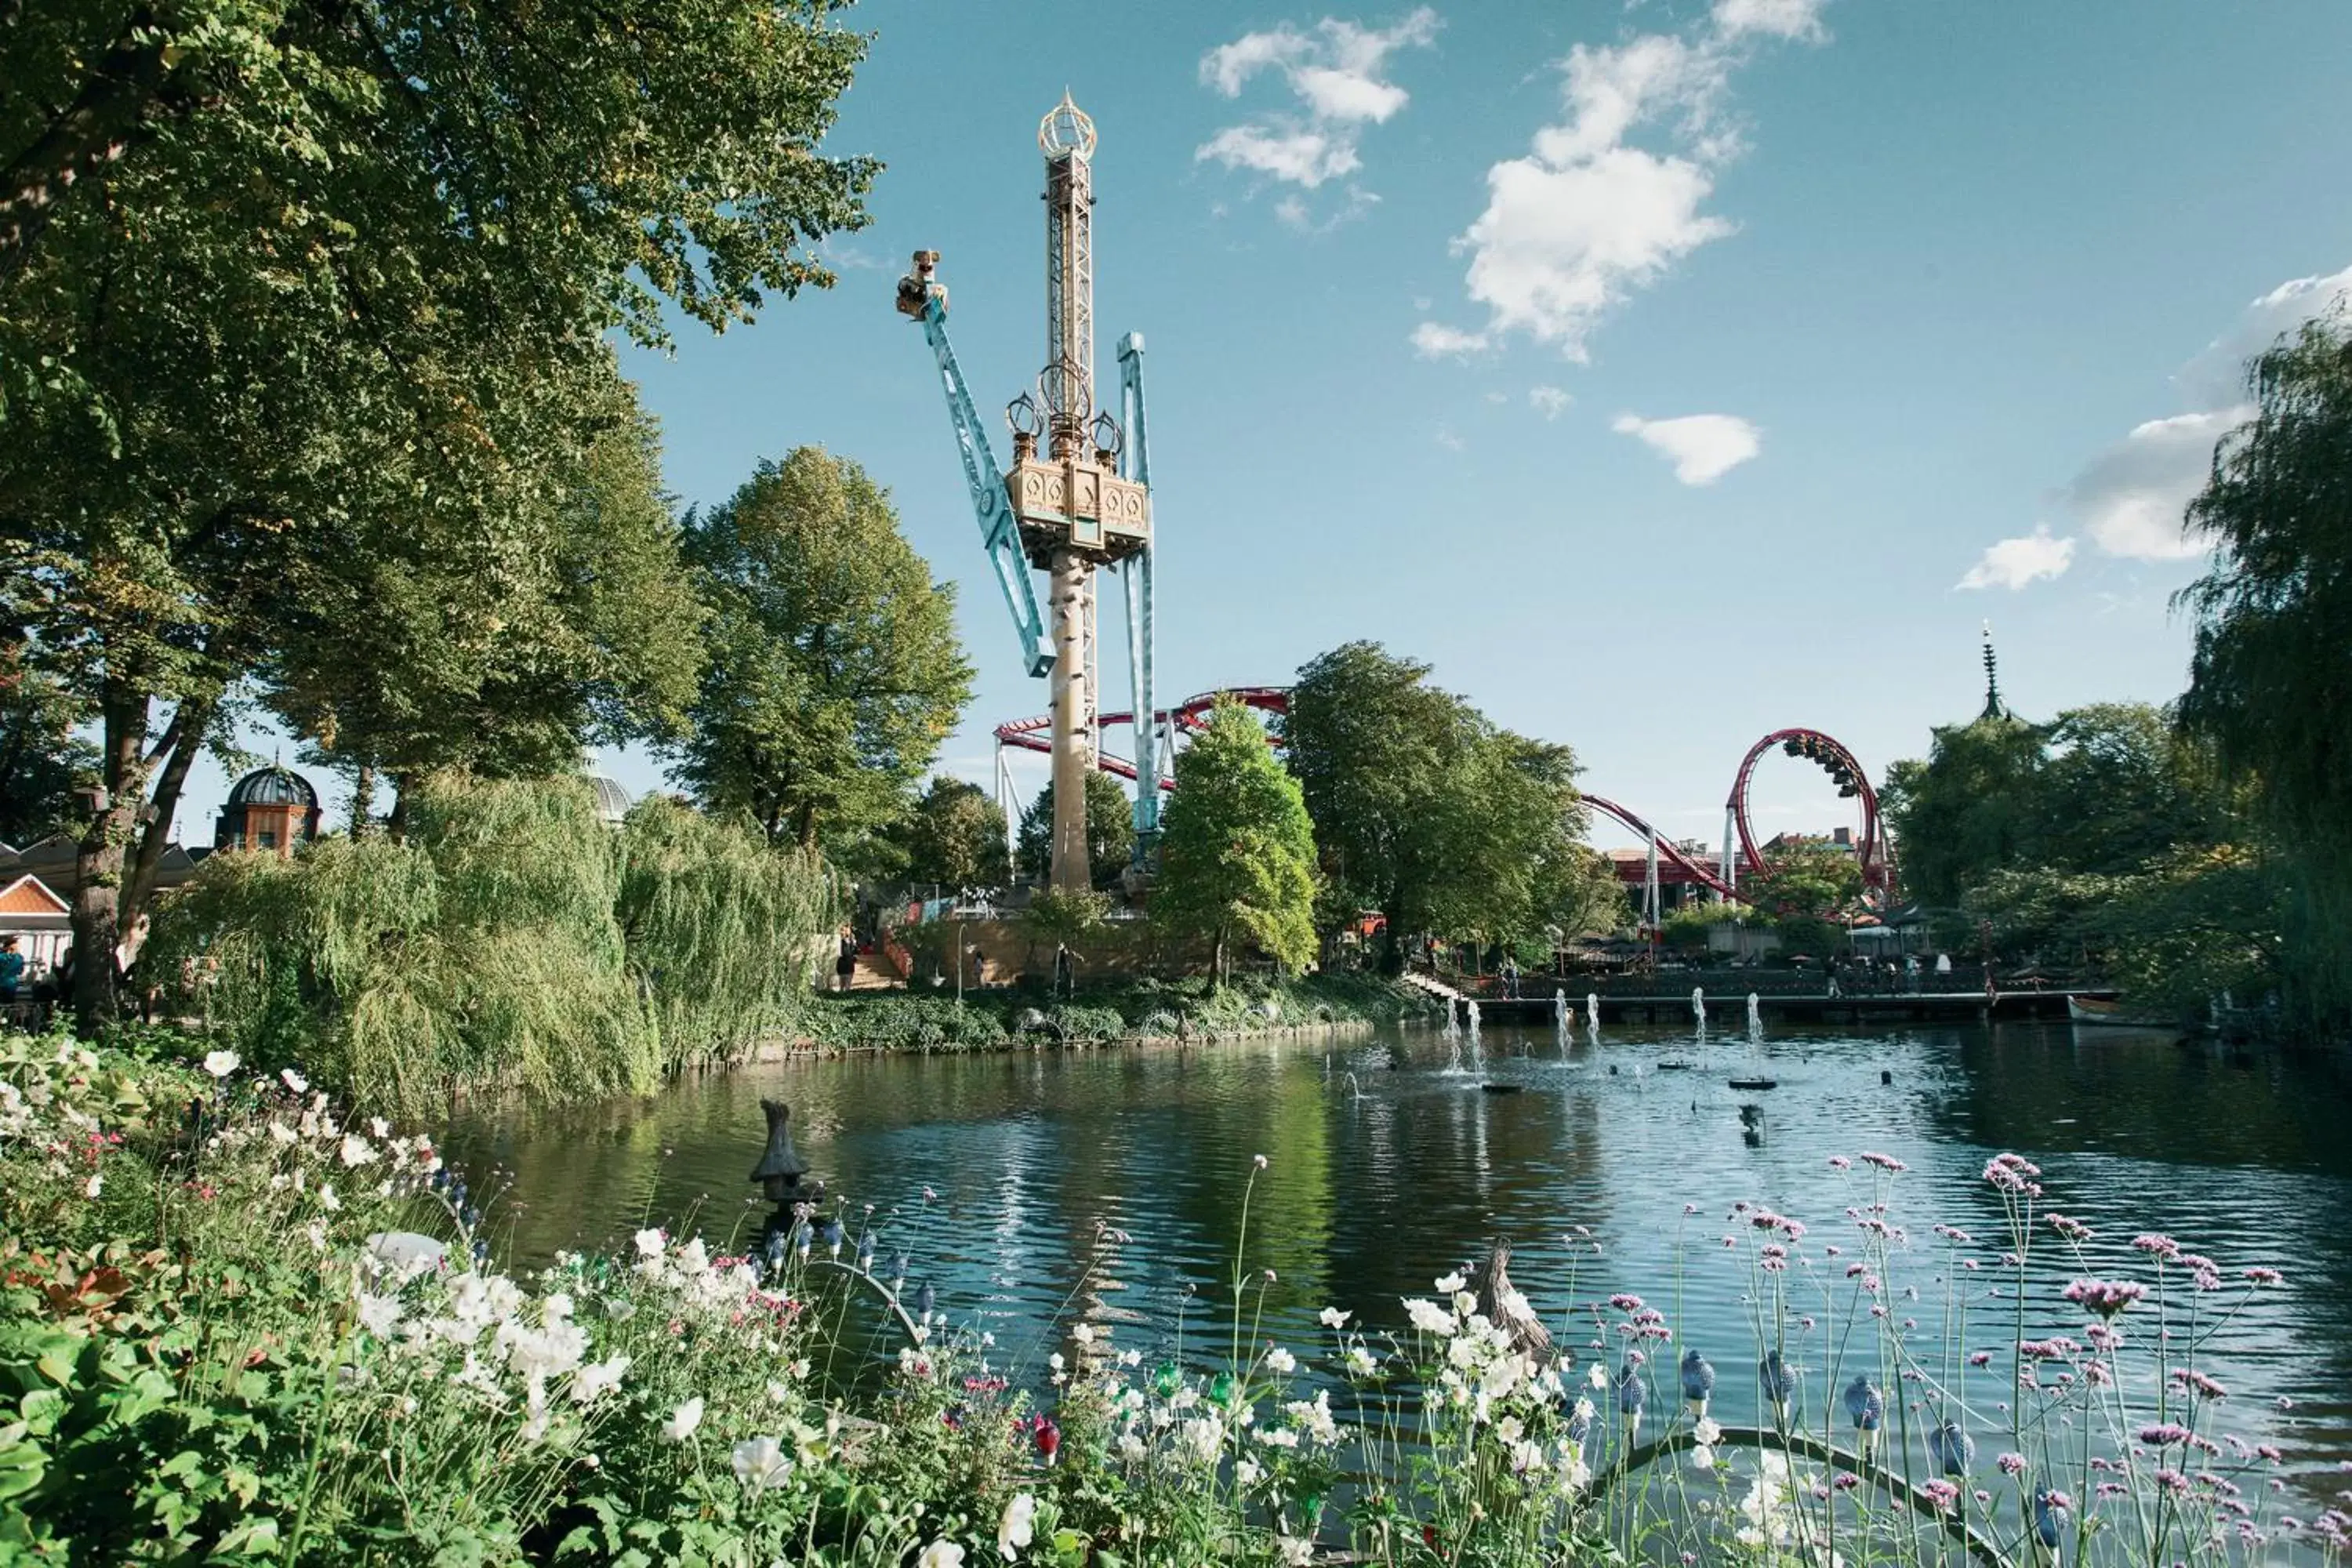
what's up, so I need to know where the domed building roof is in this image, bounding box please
[227,763,320,810]
[587,774,633,827]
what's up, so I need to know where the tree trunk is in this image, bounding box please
[71,688,150,1034]
[386,773,412,840]
[351,762,376,837]
[118,695,212,953]
[1213,928,1228,987]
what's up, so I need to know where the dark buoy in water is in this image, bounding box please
[1881,1069,1893,1085]
[1609,1065,1619,1076]
[1728,1076,1778,1091]
[1480,1083,1524,1095]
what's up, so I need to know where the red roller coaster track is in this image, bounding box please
[1584,728,1892,900]
[995,699,1889,899]
[993,686,1290,789]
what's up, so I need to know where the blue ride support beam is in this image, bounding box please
[900,263,1053,678]
[1116,332,1160,860]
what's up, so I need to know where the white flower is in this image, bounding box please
[84,1174,102,1198]
[1403,1298,1455,1336]
[662,1397,704,1442]
[573,1356,630,1403]
[357,1292,401,1338]
[1690,1443,1717,1471]
[1258,1426,1299,1449]
[1263,1346,1296,1375]
[1072,1323,1094,1346]
[1512,1439,1548,1474]
[1117,1432,1146,1460]
[1434,1270,1466,1294]
[731,1436,792,1491]
[1344,1345,1378,1378]
[280,1068,308,1094]
[1319,1307,1351,1329]
[915,1541,964,1568]
[1252,1154,1268,1171]
[1047,1352,1064,1374]
[996,1493,1037,1559]
[633,1228,665,1259]
[1588,1363,1608,1390]
[318,1183,340,1212]
[339,1134,378,1167]
[268,1121,298,1146]
[1277,1536,1316,1566]
[202,1050,241,1079]
[1235,1457,1263,1487]
[1695,1416,1723,1446]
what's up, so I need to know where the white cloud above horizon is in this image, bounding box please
[1198,8,1439,220]
[1413,0,1828,361]
[2056,262,2351,562]
[1530,384,1572,419]
[1958,527,2075,591]
[1612,412,1760,484]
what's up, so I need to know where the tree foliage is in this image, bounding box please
[889,777,1012,892]
[1015,770,1135,889]
[2,0,877,1027]
[0,641,95,844]
[1281,642,1585,967]
[2177,316,2352,1025]
[669,448,974,851]
[148,778,837,1116]
[1153,701,1318,978]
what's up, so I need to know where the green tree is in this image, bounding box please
[1282,642,1584,967]
[2178,316,2352,1025]
[668,448,975,851]
[1016,770,1136,889]
[1743,840,1865,921]
[1879,716,2046,907]
[2,0,875,1028]
[891,777,1014,891]
[1153,700,1319,979]
[0,641,96,844]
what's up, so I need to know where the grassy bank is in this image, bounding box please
[1,1024,2321,1566]
[786,973,1434,1054]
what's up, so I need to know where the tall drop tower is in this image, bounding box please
[900,94,1152,895]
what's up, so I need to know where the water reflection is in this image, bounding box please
[445,1019,2352,1498]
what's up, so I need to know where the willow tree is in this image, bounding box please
[617,797,837,1065]
[2178,315,2352,1024]
[1,0,876,1029]
[148,776,657,1118]
[670,448,975,851]
[1153,701,1318,980]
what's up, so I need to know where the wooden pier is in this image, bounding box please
[1446,989,2107,1026]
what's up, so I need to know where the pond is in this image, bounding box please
[444,1017,2352,1506]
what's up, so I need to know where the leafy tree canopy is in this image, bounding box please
[1153,700,1318,978]
[1282,641,1585,965]
[668,448,975,852]
[1016,769,1134,890]
[890,776,1013,892]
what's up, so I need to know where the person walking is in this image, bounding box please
[834,927,858,993]
[0,938,24,1021]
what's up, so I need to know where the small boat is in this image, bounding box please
[2066,995,2169,1029]
[1727,1076,1777,1091]
[1657,1060,1697,1071]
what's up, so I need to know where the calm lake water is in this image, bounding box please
[445,1018,2352,1501]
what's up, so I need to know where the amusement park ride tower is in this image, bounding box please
[898,94,1156,895]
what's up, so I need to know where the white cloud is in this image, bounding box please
[1958,527,2075,591]
[2062,409,2245,561]
[1435,423,1466,452]
[1612,412,1759,485]
[1410,321,1490,358]
[1529,385,1572,419]
[1415,2,1826,359]
[2060,263,2350,562]
[1198,9,1439,217]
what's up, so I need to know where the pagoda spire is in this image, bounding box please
[1978,622,2011,722]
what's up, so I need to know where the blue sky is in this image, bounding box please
[179,0,2352,852]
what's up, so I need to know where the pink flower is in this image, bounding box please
[1859,1151,1907,1172]
[2047,1214,2093,1241]
[1828,1156,1851,1171]
[2131,1233,2181,1261]
[2063,1279,2147,1318]
[2138,1423,2191,1446]
[1998,1453,2027,1475]
[2241,1266,2284,1287]
[1922,1480,1960,1512]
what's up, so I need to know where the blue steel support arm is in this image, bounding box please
[1116,332,1160,851]
[917,296,1053,677]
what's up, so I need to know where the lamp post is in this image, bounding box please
[751,1099,826,1260]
